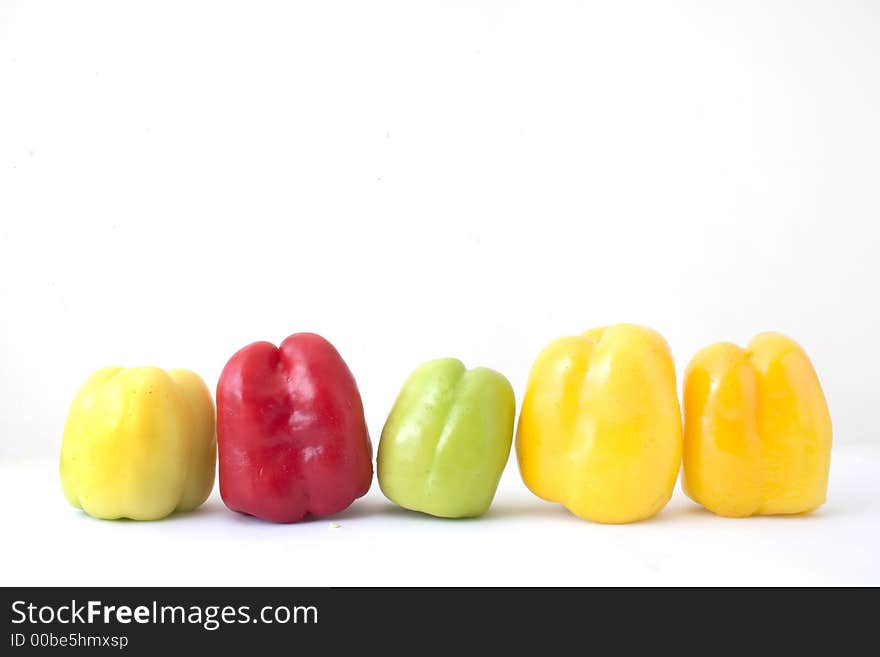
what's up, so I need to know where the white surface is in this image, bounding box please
[1,1,879,462]
[2,444,878,586]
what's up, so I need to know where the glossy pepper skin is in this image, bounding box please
[60,367,216,520]
[217,332,372,523]
[683,332,832,517]
[517,324,682,523]
[377,358,515,518]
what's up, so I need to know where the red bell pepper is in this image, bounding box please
[217,333,373,522]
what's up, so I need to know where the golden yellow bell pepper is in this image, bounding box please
[60,366,216,520]
[682,332,832,517]
[517,324,682,523]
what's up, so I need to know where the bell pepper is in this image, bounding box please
[377,358,515,518]
[217,332,372,522]
[60,366,216,520]
[682,332,832,517]
[517,323,682,523]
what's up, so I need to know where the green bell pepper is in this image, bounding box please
[377,358,515,518]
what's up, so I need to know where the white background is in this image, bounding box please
[1,1,878,585]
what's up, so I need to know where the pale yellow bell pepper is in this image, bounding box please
[682,332,832,517]
[517,324,682,523]
[60,366,216,520]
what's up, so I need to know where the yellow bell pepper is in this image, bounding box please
[682,332,832,517]
[517,324,682,523]
[60,366,216,520]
